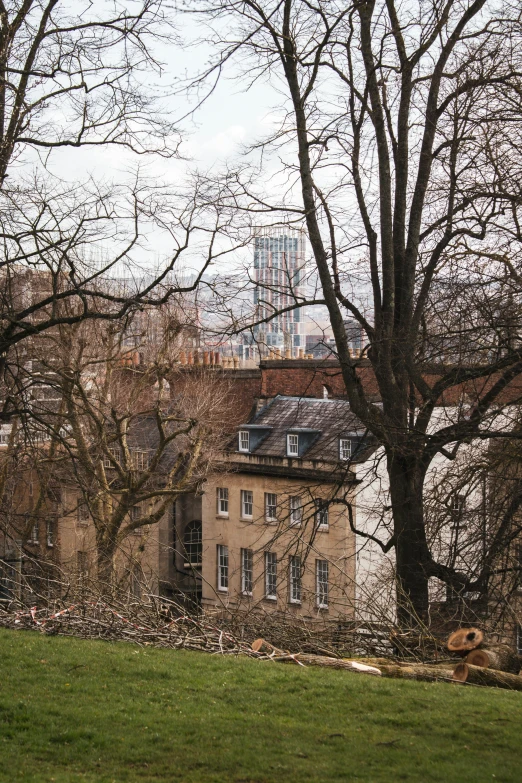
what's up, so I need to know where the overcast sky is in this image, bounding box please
[42,17,280,265]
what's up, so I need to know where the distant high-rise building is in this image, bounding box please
[251,226,307,356]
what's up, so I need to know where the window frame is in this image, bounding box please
[265,492,277,523]
[238,430,250,453]
[217,544,229,592]
[241,489,253,519]
[183,520,203,567]
[216,487,229,517]
[315,500,329,530]
[316,559,329,609]
[131,449,150,472]
[104,446,121,469]
[289,555,302,604]
[265,552,277,600]
[241,548,253,596]
[339,438,352,461]
[289,495,302,526]
[287,433,299,457]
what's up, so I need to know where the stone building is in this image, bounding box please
[172,396,373,618]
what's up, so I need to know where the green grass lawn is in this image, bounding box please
[0,629,521,783]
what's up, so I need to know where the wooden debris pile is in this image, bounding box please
[250,628,522,692]
[447,627,522,691]
[215,611,396,658]
[1,601,521,692]
[0,600,258,657]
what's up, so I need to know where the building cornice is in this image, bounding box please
[223,456,358,484]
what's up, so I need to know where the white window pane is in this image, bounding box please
[217,487,229,515]
[241,490,253,517]
[287,433,299,456]
[265,493,277,521]
[217,545,228,590]
[289,556,301,603]
[290,496,302,526]
[241,548,253,595]
[316,560,329,608]
[315,501,329,529]
[265,552,277,598]
[340,439,352,460]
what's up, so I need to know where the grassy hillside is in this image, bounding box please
[0,628,520,782]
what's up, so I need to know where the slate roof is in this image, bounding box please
[237,396,373,463]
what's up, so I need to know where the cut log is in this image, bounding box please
[358,657,460,669]
[351,657,402,667]
[290,654,381,676]
[465,649,490,668]
[465,645,522,674]
[447,627,484,653]
[251,638,286,655]
[452,662,469,682]
[378,664,455,683]
[453,662,522,691]
[277,653,454,681]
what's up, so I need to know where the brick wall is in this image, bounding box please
[171,360,522,430]
[170,367,262,431]
[260,359,382,401]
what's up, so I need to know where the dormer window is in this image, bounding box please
[287,433,299,457]
[239,430,250,452]
[339,438,352,461]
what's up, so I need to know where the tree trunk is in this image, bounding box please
[465,645,522,674]
[284,654,382,676]
[96,539,116,592]
[388,454,431,626]
[453,663,522,690]
[379,664,455,683]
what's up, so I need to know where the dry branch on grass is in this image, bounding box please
[2,598,521,693]
[0,600,257,658]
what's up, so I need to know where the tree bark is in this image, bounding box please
[286,654,381,676]
[96,540,116,591]
[465,646,522,674]
[388,454,431,625]
[379,664,455,683]
[453,663,522,690]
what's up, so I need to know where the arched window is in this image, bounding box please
[183,520,202,566]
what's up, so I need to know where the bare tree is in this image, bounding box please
[0,1,229,396]
[4,305,230,584]
[189,0,522,622]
